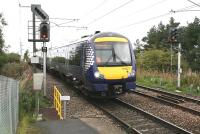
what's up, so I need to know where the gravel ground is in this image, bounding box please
[45,73,126,134]
[119,93,200,134]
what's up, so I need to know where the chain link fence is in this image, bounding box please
[0,75,19,134]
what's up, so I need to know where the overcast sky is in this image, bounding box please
[1,0,200,54]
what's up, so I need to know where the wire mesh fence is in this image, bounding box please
[0,75,19,134]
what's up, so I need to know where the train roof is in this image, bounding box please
[46,32,130,51]
[91,32,129,41]
[73,32,129,43]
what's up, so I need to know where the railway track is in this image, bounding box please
[92,98,192,134]
[134,85,200,116]
[45,72,196,133]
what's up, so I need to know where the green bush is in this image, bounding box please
[0,54,8,68]
[19,79,36,117]
[137,49,173,71]
[1,63,24,78]
[7,53,20,63]
[20,90,36,115]
[0,53,21,72]
[136,49,188,72]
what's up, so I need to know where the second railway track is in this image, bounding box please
[92,98,192,134]
[134,85,200,116]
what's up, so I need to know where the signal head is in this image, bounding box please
[40,22,50,42]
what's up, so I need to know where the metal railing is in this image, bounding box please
[53,85,63,119]
[53,85,70,120]
[0,75,19,134]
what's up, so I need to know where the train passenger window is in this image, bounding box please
[69,43,81,66]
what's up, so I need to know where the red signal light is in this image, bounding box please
[40,22,49,41]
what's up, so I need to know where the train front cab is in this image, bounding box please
[86,34,136,98]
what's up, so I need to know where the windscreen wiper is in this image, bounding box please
[115,54,129,65]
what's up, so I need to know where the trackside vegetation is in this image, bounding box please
[0,13,49,133]
[135,17,200,96]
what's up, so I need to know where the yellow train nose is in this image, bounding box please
[97,66,132,80]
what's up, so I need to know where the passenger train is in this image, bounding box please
[37,32,136,98]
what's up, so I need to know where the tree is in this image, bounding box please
[134,39,144,53]
[142,17,178,51]
[181,17,200,71]
[0,13,7,54]
[140,17,200,71]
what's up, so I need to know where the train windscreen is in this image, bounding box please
[95,42,131,66]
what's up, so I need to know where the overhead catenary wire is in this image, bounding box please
[49,18,79,27]
[115,12,171,30]
[104,0,168,29]
[124,0,168,18]
[79,0,108,20]
[50,18,79,21]
[112,3,200,30]
[86,0,134,26]
[171,3,200,13]
[50,21,87,29]
[18,0,30,8]
[187,0,200,7]
[177,3,200,11]
[172,9,200,13]
[57,19,79,26]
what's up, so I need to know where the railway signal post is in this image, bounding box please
[40,22,50,96]
[169,23,181,88]
[30,4,50,96]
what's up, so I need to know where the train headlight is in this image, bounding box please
[94,72,100,78]
[94,71,104,79]
[128,70,135,77]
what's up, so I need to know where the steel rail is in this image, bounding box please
[132,90,200,116]
[136,84,200,104]
[92,98,192,134]
[115,98,192,134]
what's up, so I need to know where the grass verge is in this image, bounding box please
[137,68,200,96]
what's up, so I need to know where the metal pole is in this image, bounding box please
[32,12,37,74]
[171,43,173,74]
[43,42,47,96]
[32,12,36,55]
[177,43,181,88]
[63,101,66,119]
[35,91,39,115]
[37,92,40,114]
